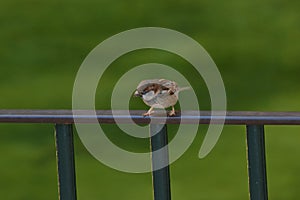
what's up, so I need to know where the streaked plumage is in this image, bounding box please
[134,79,190,116]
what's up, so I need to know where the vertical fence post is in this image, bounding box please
[150,124,171,200]
[246,125,268,200]
[55,124,77,200]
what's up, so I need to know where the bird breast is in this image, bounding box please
[142,90,178,108]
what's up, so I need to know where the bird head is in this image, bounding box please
[133,90,142,97]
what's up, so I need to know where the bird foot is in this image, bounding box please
[168,110,176,117]
[143,111,154,117]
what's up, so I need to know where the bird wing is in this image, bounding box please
[158,79,177,95]
[136,79,179,97]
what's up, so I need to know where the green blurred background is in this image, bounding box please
[1,0,300,199]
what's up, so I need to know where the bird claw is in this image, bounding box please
[143,112,150,117]
[142,108,176,117]
[167,106,177,117]
[168,110,176,117]
[143,111,154,117]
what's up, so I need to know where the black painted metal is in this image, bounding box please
[246,125,268,200]
[55,124,77,200]
[1,110,298,199]
[150,124,171,200]
[1,110,300,124]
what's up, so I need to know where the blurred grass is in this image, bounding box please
[0,0,300,199]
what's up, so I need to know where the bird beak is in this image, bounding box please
[134,90,141,97]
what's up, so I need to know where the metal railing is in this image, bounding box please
[1,110,300,200]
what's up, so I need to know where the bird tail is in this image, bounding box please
[178,86,191,92]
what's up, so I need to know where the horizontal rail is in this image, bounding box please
[0,110,300,125]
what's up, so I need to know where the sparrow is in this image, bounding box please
[134,79,190,116]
